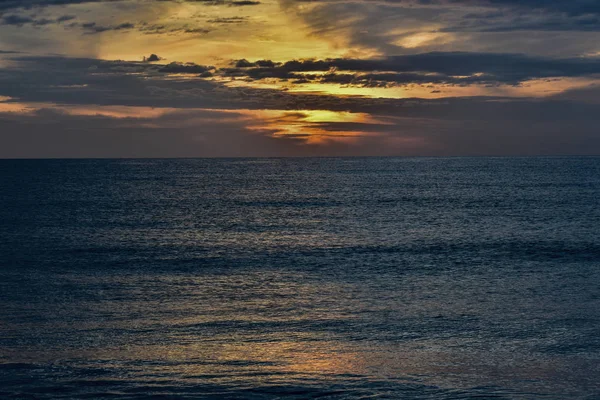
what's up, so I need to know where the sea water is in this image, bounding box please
[1,157,599,399]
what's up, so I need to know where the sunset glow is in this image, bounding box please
[1,0,600,156]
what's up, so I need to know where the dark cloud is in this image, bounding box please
[158,61,214,74]
[177,0,260,5]
[79,21,135,33]
[0,12,77,27]
[442,9,600,32]
[1,14,34,26]
[468,0,600,16]
[2,53,599,111]
[2,53,599,126]
[0,56,237,109]
[231,0,259,5]
[137,23,210,35]
[0,108,294,158]
[207,16,247,23]
[233,59,276,68]
[225,53,600,86]
[0,0,595,37]
[0,13,134,32]
[0,0,104,11]
[284,0,600,16]
[183,27,210,34]
[548,83,600,105]
[0,16,210,36]
[0,0,261,11]
[56,14,75,22]
[145,54,161,62]
[278,0,600,57]
[0,0,592,15]
[1,54,600,157]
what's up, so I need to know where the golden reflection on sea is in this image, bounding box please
[1,267,595,397]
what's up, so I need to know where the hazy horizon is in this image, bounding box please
[3,154,600,160]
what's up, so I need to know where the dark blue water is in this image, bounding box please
[1,157,599,399]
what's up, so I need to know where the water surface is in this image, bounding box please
[1,157,599,399]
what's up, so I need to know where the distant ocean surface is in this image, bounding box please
[1,157,599,399]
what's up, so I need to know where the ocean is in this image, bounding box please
[1,157,599,399]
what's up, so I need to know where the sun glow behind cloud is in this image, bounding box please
[220,74,600,100]
[88,1,354,65]
[235,109,389,144]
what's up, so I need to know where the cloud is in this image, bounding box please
[186,0,260,5]
[1,0,597,64]
[225,52,600,86]
[0,0,599,157]
[0,55,250,109]
[0,0,261,11]
[1,53,599,112]
[1,13,77,28]
[231,0,260,5]
[283,0,600,16]
[549,83,600,104]
[467,0,600,16]
[1,13,73,27]
[1,54,600,157]
[0,12,213,38]
[278,0,600,57]
[442,9,600,32]
[79,21,135,34]
[137,23,210,36]
[145,54,161,62]
[0,107,295,158]
[158,61,214,74]
[207,16,248,24]
[1,14,34,26]
[2,97,600,157]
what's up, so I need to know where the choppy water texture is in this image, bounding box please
[1,157,599,399]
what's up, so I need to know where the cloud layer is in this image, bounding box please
[1,53,600,157]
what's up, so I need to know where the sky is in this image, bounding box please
[1,0,600,157]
